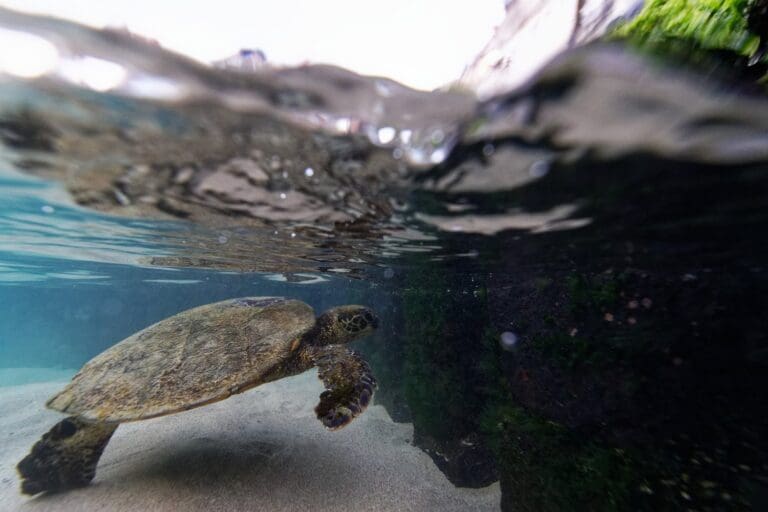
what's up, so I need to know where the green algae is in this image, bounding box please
[400,266,486,441]
[481,403,640,512]
[613,0,759,57]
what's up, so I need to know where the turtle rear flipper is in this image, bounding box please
[17,417,117,495]
[310,346,377,430]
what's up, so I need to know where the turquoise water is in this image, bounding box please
[0,171,394,372]
[0,259,389,370]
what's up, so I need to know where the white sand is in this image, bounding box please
[0,370,500,511]
[0,368,76,387]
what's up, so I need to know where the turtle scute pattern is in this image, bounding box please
[46,297,316,422]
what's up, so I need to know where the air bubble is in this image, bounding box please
[529,160,550,178]
[482,144,495,156]
[430,147,448,164]
[304,167,315,177]
[377,127,396,145]
[500,331,519,352]
[279,192,287,200]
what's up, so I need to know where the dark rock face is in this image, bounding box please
[383,265,502,489]
[481,154,768,510]
[366,142,768,507]
[366,144,768,508]
[415,431,499,488]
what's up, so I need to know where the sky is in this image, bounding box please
[0,0,505,90]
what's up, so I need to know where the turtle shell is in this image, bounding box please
[46,297,315,422]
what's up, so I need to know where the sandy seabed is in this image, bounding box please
[0,369,500,511]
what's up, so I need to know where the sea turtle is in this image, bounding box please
[17,296,379,495]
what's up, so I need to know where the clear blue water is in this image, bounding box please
[0,171,394,370]
[0,259,389,370]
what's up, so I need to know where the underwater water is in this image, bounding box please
[1,6,768,512]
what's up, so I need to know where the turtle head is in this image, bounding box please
[313,305,379,345]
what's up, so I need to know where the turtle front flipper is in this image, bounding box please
[310,345,377,430]
[17,416,117,495]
